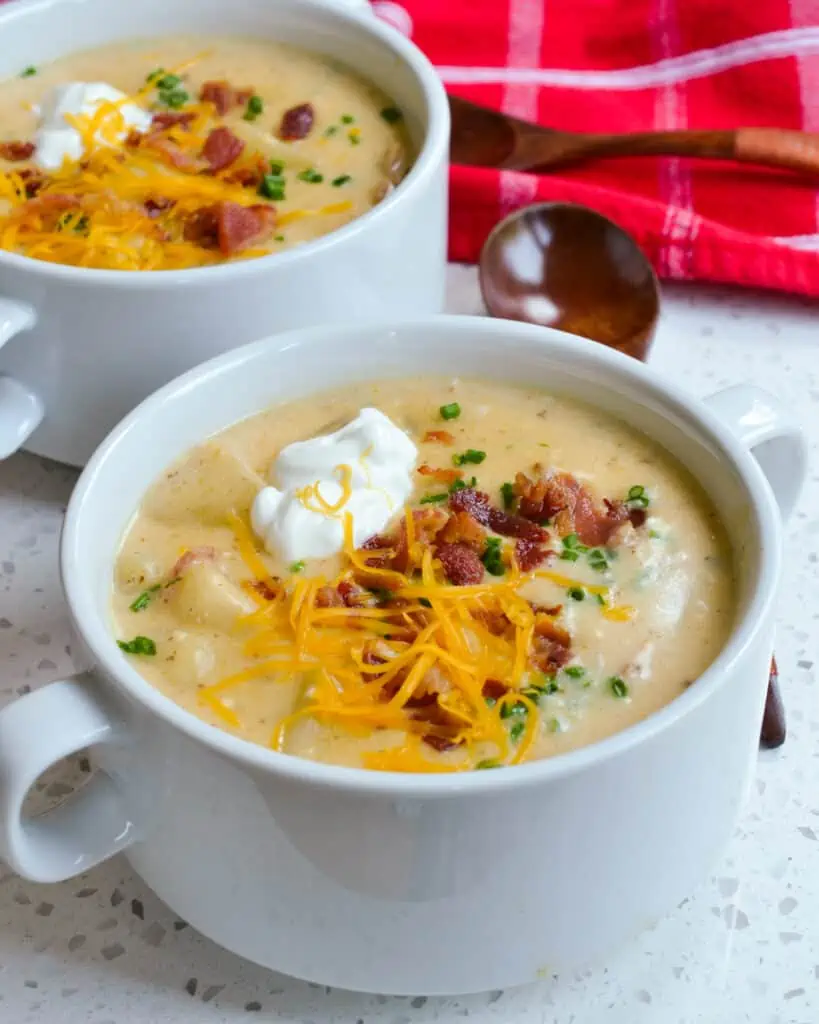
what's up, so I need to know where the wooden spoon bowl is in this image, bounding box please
[479,202,660,360]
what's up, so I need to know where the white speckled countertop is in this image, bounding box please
[1,266,817,1024]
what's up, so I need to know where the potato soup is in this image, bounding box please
[0,36,411,270]
[112,379,735,772]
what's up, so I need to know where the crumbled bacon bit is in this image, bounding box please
[534,614,571,648]
[151,111,196,131]
[448,486,492,524]
[202,126,245,172]
[245,578,280,601]
[418,463,462,484]
[361,642,388,666]
[0,141,35,161]
[628,506,648,528]
[185,201,276,256]
[144,196,175,218]
[481,678,509,700]
[390,507,448,572]
[142,135,205,172]
[487,507,547,542]
[278,102,314,141]
[436,510,486,552]
[17,168,45,197]
[436,542,484,586]
[423,430,455,445]
[199,80,253,115]
[337,579,375,607]
[422,733,463,752]
[515,537,549,571]
[224,154,268,189]
[517,470,628,547]
[315,585,345,608]
[473,605,512,636]
[170,546,217,579]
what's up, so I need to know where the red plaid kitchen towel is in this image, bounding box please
[374,0,819,296]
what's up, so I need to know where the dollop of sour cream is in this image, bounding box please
[251,408,418,563]
[34,83,152,170]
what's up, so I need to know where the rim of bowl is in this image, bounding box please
[62,315,782,798]
[0,0,449,287]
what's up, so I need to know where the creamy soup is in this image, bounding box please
[112,379,735,772]
[0,36,410,270]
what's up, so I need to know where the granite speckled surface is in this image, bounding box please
[0,266,817,1023]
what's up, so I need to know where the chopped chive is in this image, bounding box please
[420,493,448,504]
[324,125,339,137]
[331,174,352,187]
[118,636,156,656]
[20,66,37,78]
[156,73,182,90]
[481,537,505,577]
[500,700,527,719]
[475,759,501,770]
[563,665,585,679]
[380,106,403,123]
[369,588,394,604]
[419,597,432,608]
[348,132,361,145]
[129,584,161,612]
[588,548,609,572]
[289,561,305,573]
[259,174,286,200]
[439,401,461,421]
[548,717,562,733]
[595,593,607,607]
[145,68,165,83]
[269,160,284,175]
[568,586,585,601]
[448,475,476,493]
[510,720,526,742]
[274,234,285,242]
[484,696,497,708]
[500,482,515,509]
[562,533,588,552]
[161,88,189,109]
[452,449,486,466]
[559,549,579,562]
[340,114,355,124]
[626,484,650,508]
[297,168,324,184]
[609,676,629,698]
[243,94,264,121]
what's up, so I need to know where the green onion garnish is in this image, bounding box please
[20,66,37,78]
[243,94,264,121]
[448,475,476,494]
[420,493,448,504]
[609,676,629,698]
[129,584,161,613]
[297,168,324,184]
[259,174,285,200]
[331,174,352,187]
[588,548,609,572]
[500,481,515,509]
[269,160,284,175]
[161,88,189,109]
[341,114,355,124]
[626,484,650,508]
[145,68,165,83]
[323,125,339,137]
[563,665,585,679]
[118,636,156,656]
[380,106,403,123]
[481,537,505,576]
[475,759,501,770]
[509,720,526,742]
[595,593,607,607]
[289,561,306,573]
[452,449,486,466]
[440,402,461,420]
[568,586,585,601]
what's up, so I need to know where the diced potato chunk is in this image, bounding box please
[167,562,257,631]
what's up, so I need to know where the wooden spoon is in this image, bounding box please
[479,200,786,748]
[451,94,819,176]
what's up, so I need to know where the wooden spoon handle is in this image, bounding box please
[517,127,819,176]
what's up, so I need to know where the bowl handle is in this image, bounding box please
[0,672,136,883]
[703,384,807,520]
[0,297,43,459]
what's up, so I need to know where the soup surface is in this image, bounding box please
[112,378,735,772]
[0,36,410,270]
